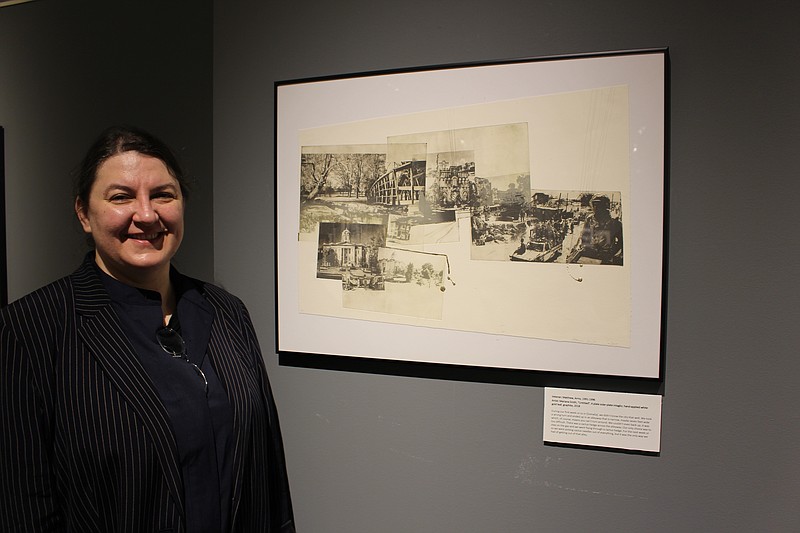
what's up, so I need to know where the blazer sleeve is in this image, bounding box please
[0,302,63,532]
[240,303,296,533]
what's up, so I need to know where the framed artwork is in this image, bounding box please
[275,49,668,379]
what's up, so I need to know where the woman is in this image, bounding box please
[0,126,295,532]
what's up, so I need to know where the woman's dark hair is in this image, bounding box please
[73,125,191,206]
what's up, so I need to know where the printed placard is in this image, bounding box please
[544,387,662,452]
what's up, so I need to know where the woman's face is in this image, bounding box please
[76,151,184,285]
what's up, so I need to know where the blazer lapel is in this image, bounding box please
[71,259,185,518]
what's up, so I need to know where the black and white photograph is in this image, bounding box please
[315,221,385,281]
[299,145,389,234]
[472,189,623,265]
[342,248,448,320]
[378,147,461,246]
[300,142,462,247]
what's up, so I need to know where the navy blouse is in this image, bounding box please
[99,266,234,532]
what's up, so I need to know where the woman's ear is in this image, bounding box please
[75,197,92,233]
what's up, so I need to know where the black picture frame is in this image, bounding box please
[275,49,669,382]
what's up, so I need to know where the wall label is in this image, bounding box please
[544,387,662,453]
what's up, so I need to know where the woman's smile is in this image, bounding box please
[126,230,167,242]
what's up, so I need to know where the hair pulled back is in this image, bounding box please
[73,125,191,207]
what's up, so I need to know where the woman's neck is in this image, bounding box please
[161,283,177,325]
[94,254,176,323]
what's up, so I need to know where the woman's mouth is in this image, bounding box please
[126,231,165,241]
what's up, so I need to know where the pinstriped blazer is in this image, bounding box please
[0,256,295,532]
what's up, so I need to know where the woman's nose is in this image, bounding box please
[132,198,159,223]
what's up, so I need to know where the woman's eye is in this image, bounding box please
[109,194,132,203]
[153,192,177,201]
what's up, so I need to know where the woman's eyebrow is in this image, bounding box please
[101,182,179,194]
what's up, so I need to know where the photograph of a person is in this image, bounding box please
[564,192,623,265]
[0,126,295,532]
[478,189,624,265]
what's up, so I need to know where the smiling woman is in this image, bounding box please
[0,126,295,532]
[71,127,191,319]
[76,150,185,310]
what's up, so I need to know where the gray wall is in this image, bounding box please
[3,0,799,531]
[214,1,800,532]
[0,0,213,301]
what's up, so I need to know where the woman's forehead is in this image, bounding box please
[95,152,177,187]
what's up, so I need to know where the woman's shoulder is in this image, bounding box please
[2,258,102,324]
[3,275,74,314]
[0,275,77,346]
